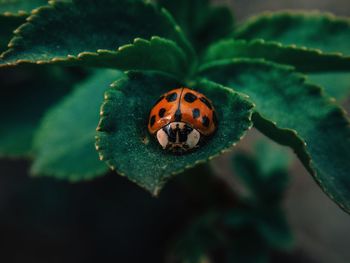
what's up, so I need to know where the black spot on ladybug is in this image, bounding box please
[179,124,193,142]
[166,92,178,102]
[202,116,210,127]
[174,109,182,122]
[213,111,218,126]
[184,92,197,103]
[159,108,166,118]
[150,115,156,127]
[200,97,212,109]
[153,95,164,107]
[192,108,200,119]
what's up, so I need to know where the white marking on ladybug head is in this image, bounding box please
[156,122,201,154]
[156,128,169,149]
[186,129,200,149]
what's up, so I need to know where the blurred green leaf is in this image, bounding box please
[170,137,294,263]
[232,154,289,204]
[200,59,350,214]
[158,0,234,52]
[231,136,291,205]
[31,70,122,180]
[234,11,350,101]
[169,212,225,263]
[307,72,350,102]
[234,11,350,55]
[0,0,49,52]
[0,0,194,69]
[96,72,253,195]
[254,140,291,176]
[171,207,288,263]
[256,208,294,251]
[0,15,25,52]
[0,66,83,157]
[203,39,350,73]
[225,207,293,252]
[0,0,48,15]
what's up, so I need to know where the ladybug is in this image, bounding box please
[148,87,218,154]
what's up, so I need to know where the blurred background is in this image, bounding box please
[1,1,350,263]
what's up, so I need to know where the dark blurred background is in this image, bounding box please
[1,1,350,263]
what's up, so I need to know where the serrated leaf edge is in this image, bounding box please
[234,10,350,57]
[199,57,295,74]
[204,38,350,65]
[0,10,27,17]
[0,0,195,73]
[95,73,254,196]
[200,58,350,213]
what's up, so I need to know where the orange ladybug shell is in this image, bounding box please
[148,87,217,136]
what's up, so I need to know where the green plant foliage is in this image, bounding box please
[0,0,350,217]
[0,0,48,15]
[170,140,293,263]
[234,11,350,101]
[0,0,194,68]
[158,0,234,52]
[0,66,82,157]
[96,71,253,195]
[169,212,226,263]
[232,140,291,204]
[31,70,121,180]
[307,72,350,101]
[66,37,189,79]
[230,140,294,251]
[234,11,350,55]
[3,35,190,80]
[203,39,350,73]
[224,207,293,253]
[0,15,24,52]
[190,209,288,263]
[0,0,49,52]
[255,208,293,251]
[200,59,350,213]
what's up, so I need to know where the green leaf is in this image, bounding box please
[12,36,189,80]
[0,15,24,52]
[200,59,350,213]
[0,0,49,52]
[234,11,350,56]
[0,0,48,15]
[255,208,294,251]
[254,140,292,176]
[158,0,234,52]
[0,65,81,157]
[234,11,350,102]
[31,70,121,180]
[203,39,350,72]
[96,71,253,195]
[0,0,194,74]
[307,72,350,102]
[225,207,293,251]
[232,140,291,204]
[169,212,225,263]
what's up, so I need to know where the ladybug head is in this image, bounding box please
[156,122,201,154]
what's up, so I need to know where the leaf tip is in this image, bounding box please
[152,185,162,197]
